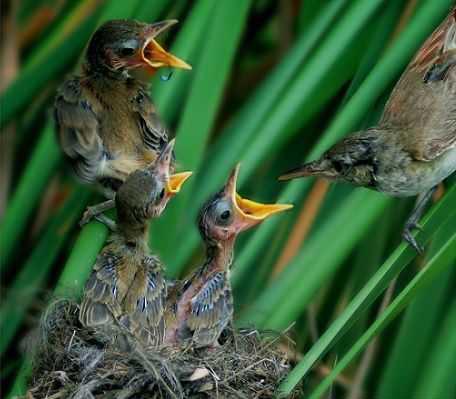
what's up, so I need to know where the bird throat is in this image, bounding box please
[201,235,236,276]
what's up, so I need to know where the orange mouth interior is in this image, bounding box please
[166,172,193,194]
[142,38,191,70]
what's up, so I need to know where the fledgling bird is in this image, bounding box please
[165,164,293,348]
[79,140,192,348]
[279,8,456,253]
[54,19,191,224]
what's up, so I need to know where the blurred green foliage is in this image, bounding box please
[1,0,455,397]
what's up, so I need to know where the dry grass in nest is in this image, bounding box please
[25,299,302,398]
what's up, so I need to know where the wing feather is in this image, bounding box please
[54,78,105,183]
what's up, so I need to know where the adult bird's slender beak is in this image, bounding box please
[142,20,192,70]
[225,163,293,232]
[279,159,337,181]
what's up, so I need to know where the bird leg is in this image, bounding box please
[80,199,115,227]
[402,186,437,254]
[93,213,117,232]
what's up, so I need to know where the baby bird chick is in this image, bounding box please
[165,164,292,349]
[54,19,191,224]
[79,140,192,349]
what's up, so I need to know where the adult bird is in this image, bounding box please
[279,8,456,253]
[165,164,292,348]
[54,19,191,224]
[79,140,192,349]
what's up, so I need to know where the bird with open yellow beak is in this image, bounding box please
[164,163,293,349]
[79,140,192,349]
[54,19,191,225]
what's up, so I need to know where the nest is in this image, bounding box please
[26,299,302,398]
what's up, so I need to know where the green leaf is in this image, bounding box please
[413,296,456,399]
[152,0,215,123]
[277,184,456,395]
[0,4,100,129]
[306,221,456,399]
[236,189,392,328]
[0,123,61,268]
[0,187,91,355]
[375,225,455,399]
[150,0,253,263]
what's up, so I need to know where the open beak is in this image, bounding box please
[225,163,293,232]
[155,138,192,196]
[166,172,192,196]
[279,159,337,181]
[142,20,192,71]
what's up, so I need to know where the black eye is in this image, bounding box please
[333,160,344,173]
[159,188,165,200]
[121,47,135,56]
[212,201,233,225]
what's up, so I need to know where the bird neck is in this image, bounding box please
[117,220,150,249]
[83,60,127,82]
[83,62,148,89]
[200,236,236,276]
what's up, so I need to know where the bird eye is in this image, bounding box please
[333,160,344,173]
[212,201,233,225]
[159,188,165,200]
[121,47,135,56]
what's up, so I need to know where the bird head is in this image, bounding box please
[198,163,293,243]
[279,132,378,187]
[116,139,192,223]
[86,19,191,78]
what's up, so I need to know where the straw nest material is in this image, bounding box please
[25,299,302,398]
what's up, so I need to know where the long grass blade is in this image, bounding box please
[305,224,456,399]
[277,184,456,395]
[0,187,91,355]
[0,123,61,268]
[150,0,252,261]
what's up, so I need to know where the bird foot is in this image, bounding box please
[402,223,424,254]
[79,206,99,227]
[79,199,116,228]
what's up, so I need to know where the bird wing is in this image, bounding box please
[408,7,456,74]
[122,255,167,345]
[187,272,232,331]
[79,248,123,328]
[54,78,104,183]
[381,7,456,161]
[132,88,171,156]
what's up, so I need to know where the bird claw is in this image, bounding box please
[79,207,117,231]
[402,225,424,255]
[79,206,97,227]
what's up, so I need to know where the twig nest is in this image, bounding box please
[26,299,302,398]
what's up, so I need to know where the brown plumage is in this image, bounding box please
[54,19,191,222]
[79,140,192,348]
[165,164,292,348]
[280,7,456,253]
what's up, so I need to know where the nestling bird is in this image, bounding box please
[279,8,456,253]
[165,164,293,348]
[54,19,191,224]
[79,140,192,348]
